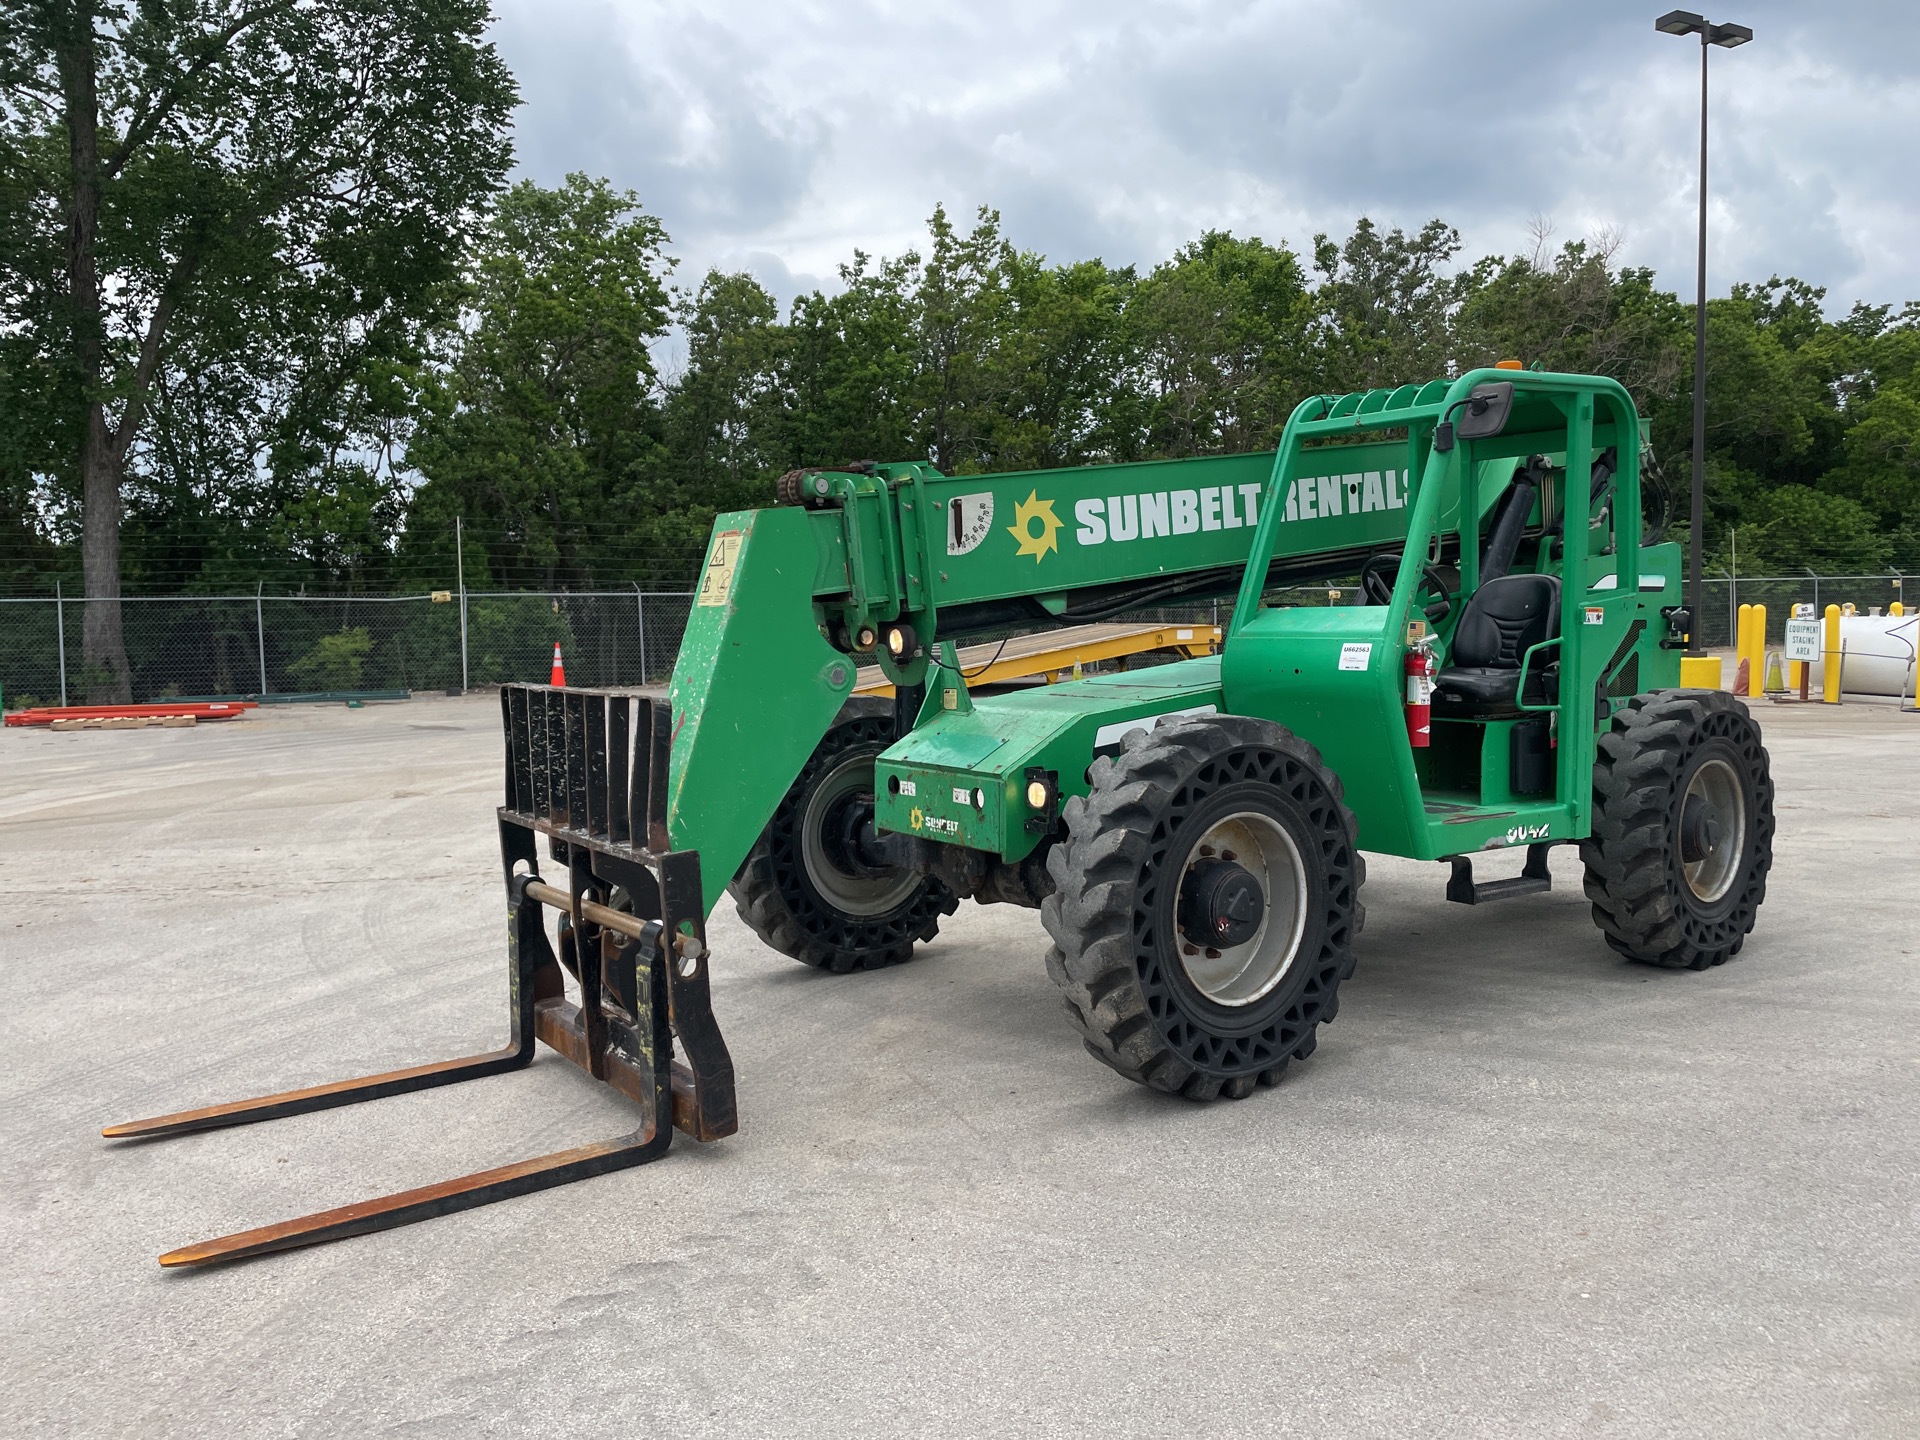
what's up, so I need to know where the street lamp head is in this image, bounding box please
[1655,11,1752,45]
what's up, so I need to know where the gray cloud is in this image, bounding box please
[491,0,1920,312]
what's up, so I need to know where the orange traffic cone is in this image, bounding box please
[1732,656,1750,696]
[549,642,566,687]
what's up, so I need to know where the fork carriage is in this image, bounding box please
[105,686,735,1268]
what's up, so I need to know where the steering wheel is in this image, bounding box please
[1359,552,1454,624]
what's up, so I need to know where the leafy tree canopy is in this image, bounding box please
[8,171,1919,598]
[1,0,515,692]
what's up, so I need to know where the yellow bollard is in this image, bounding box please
[1822,603,1842,703]
[1750,602,1767,690]
[1680,654,1724,688]
[1894,601,1906,617]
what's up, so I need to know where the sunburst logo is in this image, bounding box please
[909,806,925,831]
[1007,490,1061,562]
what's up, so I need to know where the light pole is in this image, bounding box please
[1657,10,1752,654]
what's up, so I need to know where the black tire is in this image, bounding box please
[1582,689,1775,970]
[729,701,957,973]
[1040,713,1365,1101]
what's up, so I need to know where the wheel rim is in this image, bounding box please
[801,754,920,916]
[1174,811,1308,1007]
[1680,756,1746,904]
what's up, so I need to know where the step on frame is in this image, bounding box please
[104,685,736,1268]
[1441,841,1556,905]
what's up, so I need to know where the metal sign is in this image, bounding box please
[1784,618,1821,663]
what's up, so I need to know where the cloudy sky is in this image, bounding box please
[490,0,1920,315]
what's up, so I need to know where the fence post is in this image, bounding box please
[634,585,647,686]
[456,516,469,693]
[255,582,268,696]
[55,581,68,707]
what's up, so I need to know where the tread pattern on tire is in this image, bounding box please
[1040,713,1365,1101]
[1581,688,1774,970]
[729,704,957,973]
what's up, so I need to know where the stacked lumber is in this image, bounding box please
[4,701,257,729]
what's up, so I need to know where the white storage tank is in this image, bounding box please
[1807,612,1919,697]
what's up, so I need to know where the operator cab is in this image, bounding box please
[1430,453,1562,719]
[1223,370,1680,867]
[1413,391,1646,823]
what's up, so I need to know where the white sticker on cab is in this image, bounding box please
[1338,642,1373,671]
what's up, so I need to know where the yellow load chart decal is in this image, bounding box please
[697,530,744,607]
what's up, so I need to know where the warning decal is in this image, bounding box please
[697,530,744,607]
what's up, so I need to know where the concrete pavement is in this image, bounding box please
[4,693,1916,1437]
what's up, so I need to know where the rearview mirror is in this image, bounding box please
[1431,380,1514,453]
[1456,381,1514,440]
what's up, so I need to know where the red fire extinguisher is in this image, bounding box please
[1404,638,1435,748]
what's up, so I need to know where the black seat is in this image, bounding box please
[1480,455,1549,585]
[1432,573,1561,719]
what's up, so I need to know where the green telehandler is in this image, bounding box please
[111,366,1774,1264]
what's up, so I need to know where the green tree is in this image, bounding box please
[656,271,786,498]
[782,248,922,470]
[911,204,1023,474]
[405,174,677,587]
[1311,218,1467,392]
[1128,231,1313,457]
[986,252,1136,469]
[1700,279,1841,490]
[286,625,372,690]
[1826,305,1920,530]
[1,0,514,695]
[1455,230,1689,404]
[1719,484,1891,575]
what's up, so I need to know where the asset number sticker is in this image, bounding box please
[696,530,744,607]
[1338,642,1373,671]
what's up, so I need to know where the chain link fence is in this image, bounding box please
[0,590,694,707]
[4,573,1909,707]
[1697,575,1910,648]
